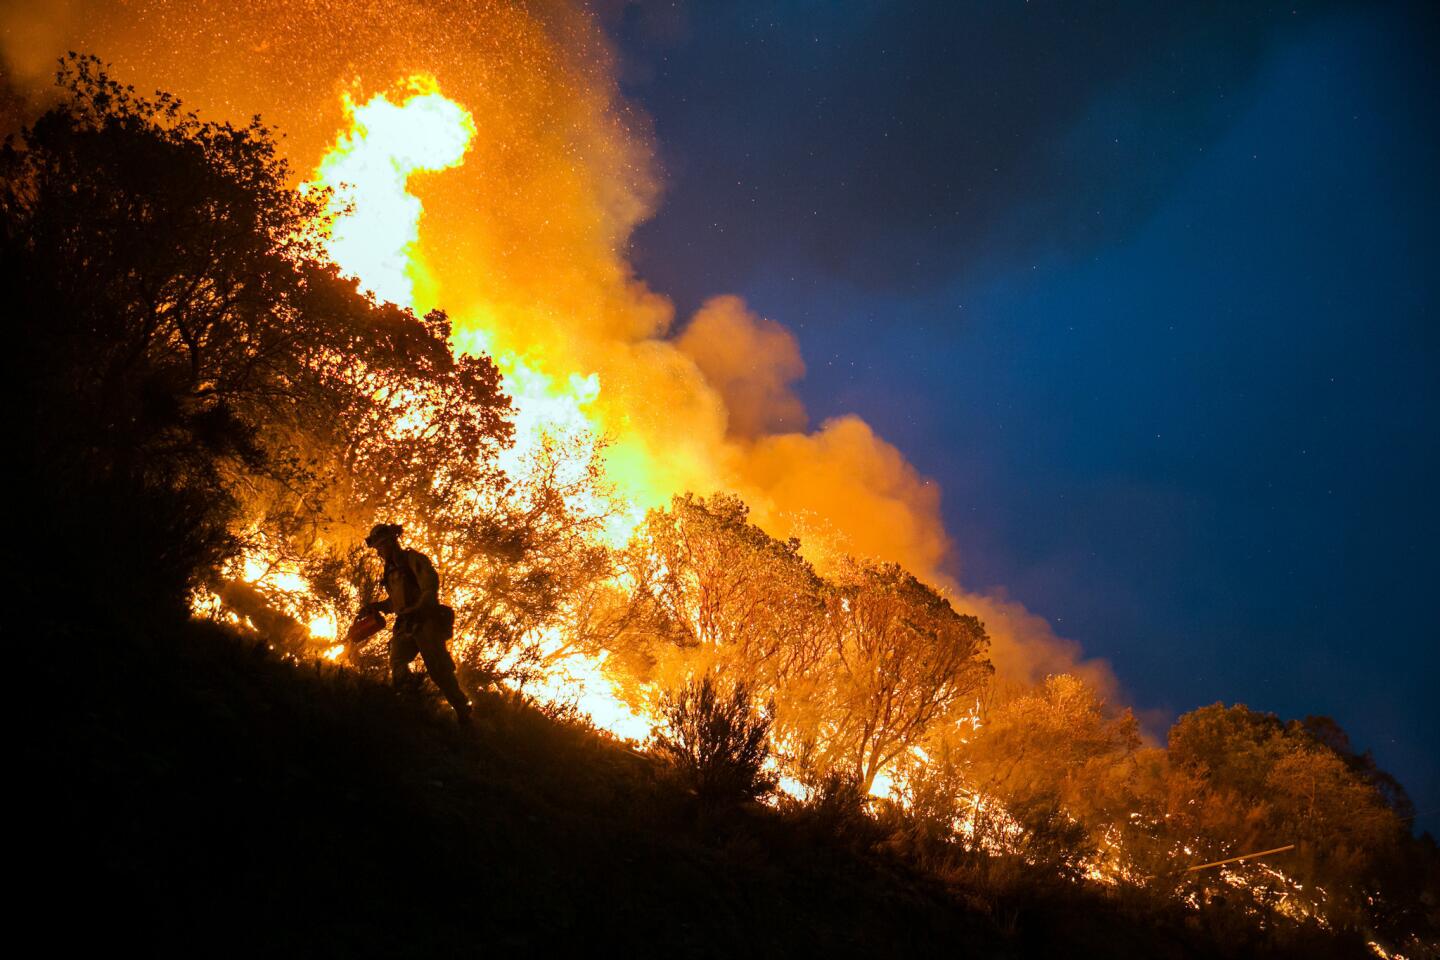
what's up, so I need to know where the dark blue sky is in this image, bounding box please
[611,1,1439,831]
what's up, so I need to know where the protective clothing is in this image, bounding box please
[375,547,469,722]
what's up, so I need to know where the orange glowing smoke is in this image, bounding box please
[0,0,1115,694]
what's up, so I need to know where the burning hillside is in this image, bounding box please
[2,3,1436,955]
[0,0,1097,690]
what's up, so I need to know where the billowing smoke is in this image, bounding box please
[676,295,807,440]
[2,0,1117,695]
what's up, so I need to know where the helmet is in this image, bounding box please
[365,522,403,547]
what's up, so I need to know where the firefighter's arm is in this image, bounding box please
[362,597,394,615]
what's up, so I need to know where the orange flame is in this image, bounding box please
[308,80,654,728]
[311,75,475,310]
[1,5,1364,930]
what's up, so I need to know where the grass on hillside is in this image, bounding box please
[20,611,1372,959]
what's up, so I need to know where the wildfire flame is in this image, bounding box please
[301,80,1001,816]
[311,77,642,548]
[311,75,476,310]
[228,82,1320,929]
[305,76,652,734]
[15,0,1118,719]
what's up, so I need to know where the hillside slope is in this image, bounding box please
[21,612,1368,958]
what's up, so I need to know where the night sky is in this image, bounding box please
[610,1,1439,831]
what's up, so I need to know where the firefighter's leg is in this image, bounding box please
[389,633,422,692]
[418,634,470,721]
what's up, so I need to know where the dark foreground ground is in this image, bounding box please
[19,612,1373,958]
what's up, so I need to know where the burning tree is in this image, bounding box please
[0,58,620,672]
[620,492,830,690]
[614,496,994,796]
[1166,703,1414,927]
[1,58,483,615]
[12,56,1437,953]
[807,559,992,793]
[653,673,777,813]
[955,674,1145,873]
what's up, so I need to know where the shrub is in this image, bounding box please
[653,674,776,811]
[786,770,890,853]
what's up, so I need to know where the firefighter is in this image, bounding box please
[359,523,471,725]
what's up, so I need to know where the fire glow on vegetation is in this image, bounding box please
[175,74,1339,932]
[305,76,655,737]
[310,77,647,547]
[6,0,1116,741]
[6,4,1422,941]
[297,80,1097,839]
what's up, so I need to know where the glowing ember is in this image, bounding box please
[308,614,338,641]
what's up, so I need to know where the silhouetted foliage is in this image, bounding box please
[782,769,890,854]
[1167,702,1415,928]
[36,602,1383,958]
[1302,714,1417,826]
[2,55,511,621]
[888,738,978,870]
[1,57,622,678]
[11,58,1436,956]
[653,673,777,812]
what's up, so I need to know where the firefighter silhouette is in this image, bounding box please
[352,523,471,724]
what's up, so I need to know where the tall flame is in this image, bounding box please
[308,77,658,734]
[312,75,476,310]
[310,77,640,543]
[0,5,1383,930]
[12,0,1121,779]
